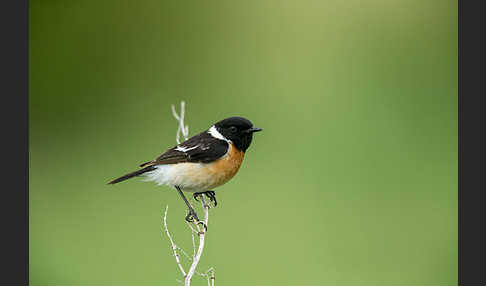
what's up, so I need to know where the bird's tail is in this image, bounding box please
[108,165,156,184]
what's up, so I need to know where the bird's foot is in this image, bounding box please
[205,191,217,207]
[185,207,200,223]
[185,208,207,232]
[193,190,217,207]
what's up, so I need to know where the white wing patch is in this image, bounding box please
[175,145,199,152]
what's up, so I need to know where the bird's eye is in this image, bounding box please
[230,126,237,133]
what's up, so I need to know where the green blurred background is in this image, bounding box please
[30,0,457,285]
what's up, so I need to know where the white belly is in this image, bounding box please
[143,143,245,192]
[143,163,213,192]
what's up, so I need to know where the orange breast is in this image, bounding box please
[205,142,245,189]
[170,143,246,191]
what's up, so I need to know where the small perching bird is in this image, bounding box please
[108,116,262,224]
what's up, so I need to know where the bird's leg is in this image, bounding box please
[193,190,217,207]
[175,186,207,230]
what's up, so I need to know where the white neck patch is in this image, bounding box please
[208,126,230,142]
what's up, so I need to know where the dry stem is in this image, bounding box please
[162,101,215,286]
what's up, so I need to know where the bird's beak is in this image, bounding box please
[246,127,263,133]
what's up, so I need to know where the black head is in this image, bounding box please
[212,116,262,152]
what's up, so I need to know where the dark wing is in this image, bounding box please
[140,131,229,167]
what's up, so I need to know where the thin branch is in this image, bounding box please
[184,197,210,285]
[163,101,215,286]
[211,268,215,286]
[163,205,186,277]
[171,101,189,143]
[178,246,193,262]
[201,267,216,286]
[189,198,197,259]
[191,230,197,258]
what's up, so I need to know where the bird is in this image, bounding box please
[108,116,262,225]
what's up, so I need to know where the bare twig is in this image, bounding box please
[196,267,215,286]
[171,101,189,144]
[185,197,210,285]
[209,268,215,286]
[163,205,186,277]
[189,198,197,259]
[162,101,215,286]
